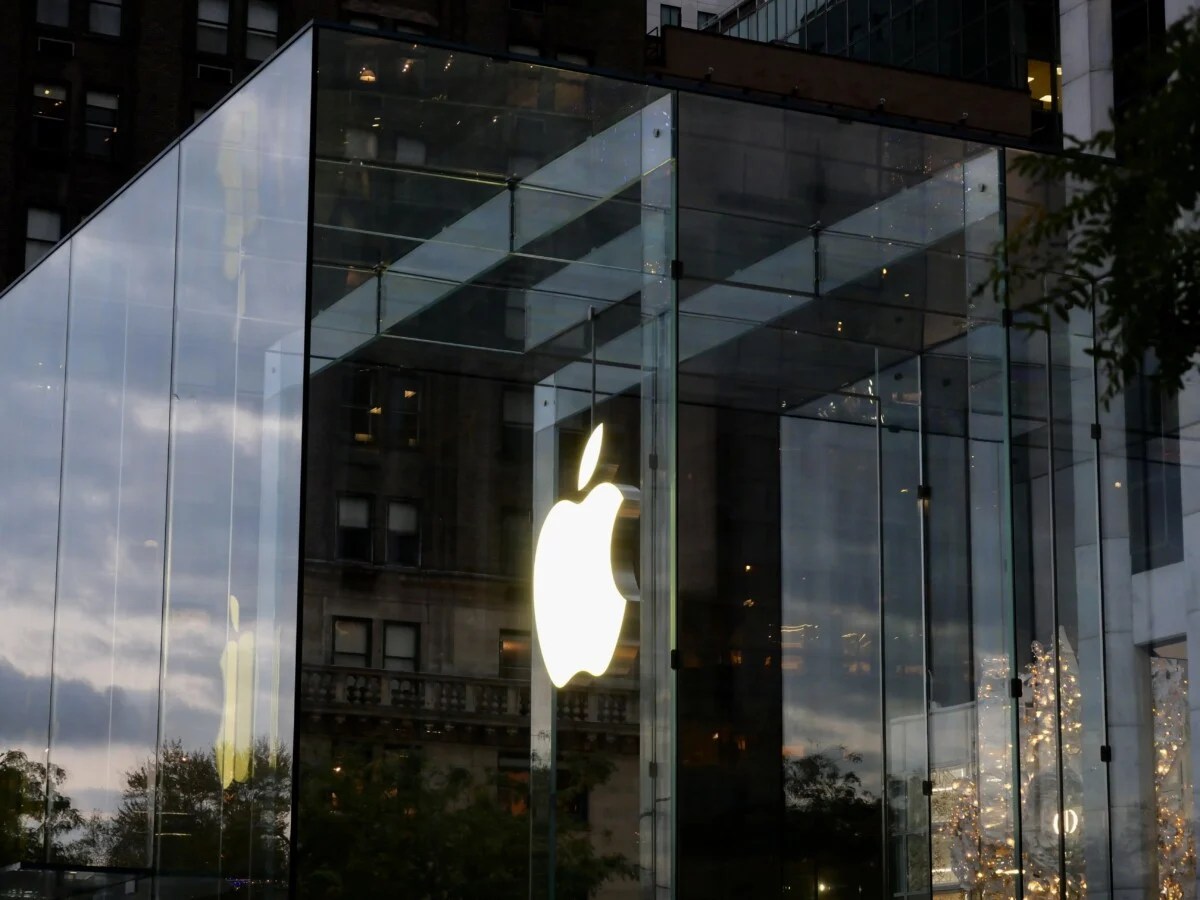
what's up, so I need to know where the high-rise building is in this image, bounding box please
[1,4,1196,900]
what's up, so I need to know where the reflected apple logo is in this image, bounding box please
[533,424,639,688]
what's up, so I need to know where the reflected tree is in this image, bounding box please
[70,739,290,880]
[297,749,635,900]
[0,750,83,865]
[781,749,882,897]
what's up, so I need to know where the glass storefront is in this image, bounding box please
[0,22,1193,900]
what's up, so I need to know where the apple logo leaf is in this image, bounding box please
[577,422,604,491]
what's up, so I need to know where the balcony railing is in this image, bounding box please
[301,664,638,736]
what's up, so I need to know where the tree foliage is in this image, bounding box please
[994,11,1200,397]
[297,749,635,900]
[0,749,83,865]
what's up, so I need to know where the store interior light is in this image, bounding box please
[358,66,377,83]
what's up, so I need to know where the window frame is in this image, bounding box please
[385,498,421,567]
[24,207,62,270]
[197,0,231,55]
[330,616,373,668]
[88,0,122,36]
[36,0,69,28]
[245,0,279,61]
[83,90,120,159]
[336,493,375,563]
[382,621,419,672]
[31,82,69,152]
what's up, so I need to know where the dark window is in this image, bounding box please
[37,0,69,27]
[502,388,533,460]
[510,0,545,12]
[1127,367,1183,573]
[337,494,373,561]
[89,0,121,36]
[1113,0,1167,118]
[32,84,68,151]
[698,11,718,28]
[501,508,531,577]
[344,366,378,444]
[661,4,682,27]
[25,208,61,269]
[198,0,230,54]
[386,374,421,448]
[499,629,532,680]
[332,617,371,667]
[84,91,119,158]
[383,623,418,672]
[386,500,420,566]
[246,0,278,60]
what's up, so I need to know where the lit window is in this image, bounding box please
[386,501,420,566]
[337,495,373,562]
[84,91,119,159]
[25,208,61,269]
[89,0,121,36]
[36,0,69,27]
[197,0,229,54]
[246,0,278,61]
[661,4,682,27]
[32,84,68,151]
[332,618,370,667]
[343,366,377,443]
[387,374,420,448]
[383,623,418,672]
[499,630,532,680]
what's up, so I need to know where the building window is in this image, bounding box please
[387,373,420,448]
[89,0,121,36]
[1127,367,1183,573]
[193,105,209,122]
[501,508,531,576]
[502,388,533,460]
[246,0,278,60]
[386,500,420,566]
[36,0,69,27]
[25,208,61,269]
[510,0,544,13]
[197,0,230,54]
[331,617,371,667]
[499,630,532,680]
[661,4,682,27]
[84,91,119,158]
[698,10,718,28]
[345,127,379,161]
[344,366,378,443]
[32,84,68,151]
[383,623,418,672]
[337,495,373,562]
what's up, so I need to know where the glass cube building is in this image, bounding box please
[0,21,1192,900]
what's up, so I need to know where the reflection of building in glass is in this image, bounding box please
[1,11,1198,900]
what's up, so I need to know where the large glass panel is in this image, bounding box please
[674,92,1017,899]
[297,30,674,900]
[44,150,179,869]
[0,244,70,869]
[156,30,311,890]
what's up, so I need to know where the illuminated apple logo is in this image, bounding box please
[533,424,639,688]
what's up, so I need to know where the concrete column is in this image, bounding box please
[1059,0,1114,144]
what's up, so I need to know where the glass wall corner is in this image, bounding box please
[295,29,676,900]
